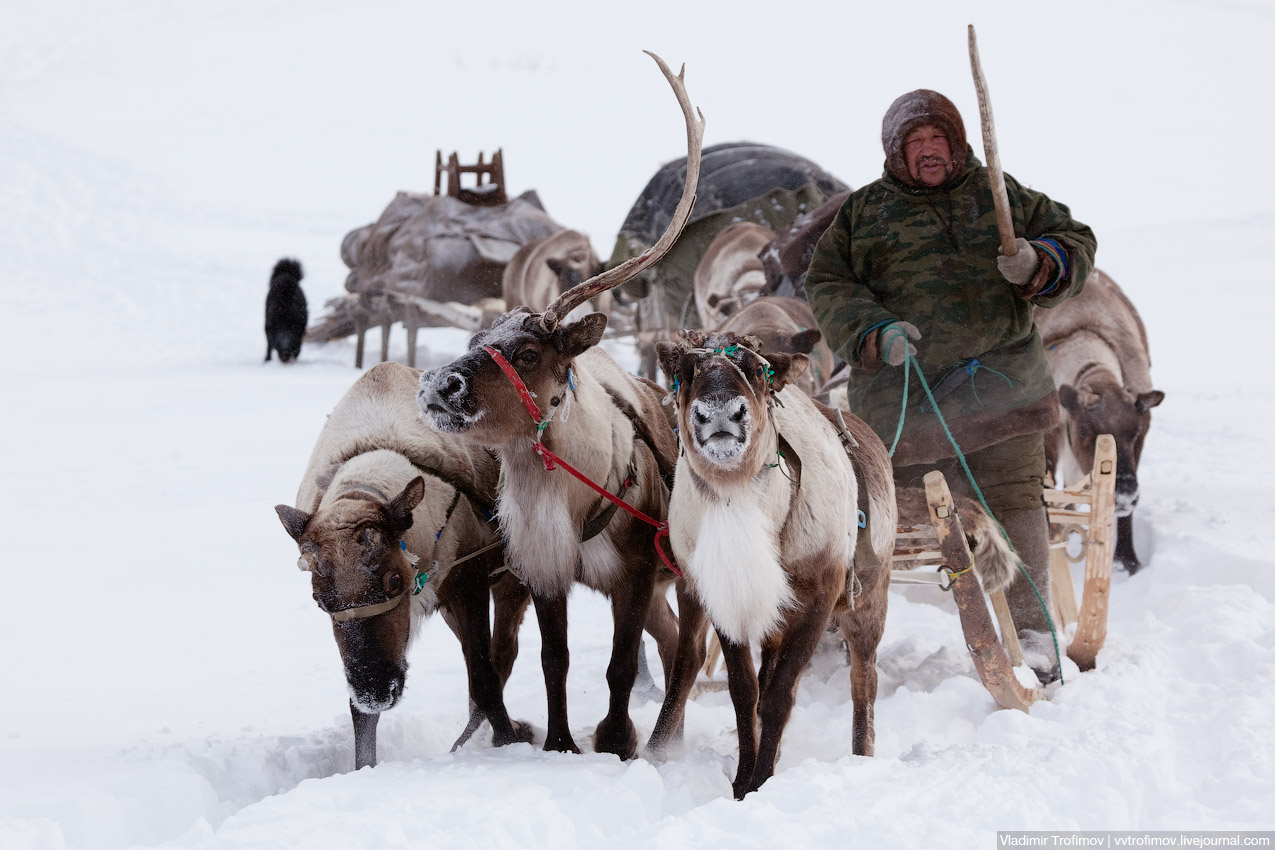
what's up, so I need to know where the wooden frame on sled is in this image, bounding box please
[890,433,1117,710]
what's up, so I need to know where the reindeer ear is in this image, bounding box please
[656,341,682,386]
[766,352,810,391]
[387,477,425,536]
[546,257,583,288]
[1137,390,1165,413]
[555,312,608,358]
[1058,384,1081,413]
[790,328,823,355]
[275,505,311,542]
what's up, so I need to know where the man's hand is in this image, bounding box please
[879,321,921,366]
[997,237,1041,285]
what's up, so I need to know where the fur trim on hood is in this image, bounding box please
[881,89,969,187]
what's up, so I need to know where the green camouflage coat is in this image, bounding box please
[805,153,1096,466]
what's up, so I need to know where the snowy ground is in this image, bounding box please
[2,1,1273,848]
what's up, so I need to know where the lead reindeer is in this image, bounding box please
[650,329,894,797]
[274,362,531,769]
[651,329,1020,798]
[417,52,705,758]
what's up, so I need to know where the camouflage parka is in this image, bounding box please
[805,150,1096,466]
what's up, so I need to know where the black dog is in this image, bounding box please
[265,258,308,363]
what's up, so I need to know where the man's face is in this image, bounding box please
[903,124,953,186]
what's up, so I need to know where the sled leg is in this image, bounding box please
[1049,544,1080,629]
[989,590,1025,667]
[703,630,723,678]
[1068,434,1116,671]
[924,470,1043,711]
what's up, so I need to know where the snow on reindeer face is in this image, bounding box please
[416,308,606,443]
[658,331,805,470]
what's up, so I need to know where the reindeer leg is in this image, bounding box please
[749,587,838,795]
[490,572,533,742]
[838,585,888,757]
[1115,513,1141,574]
[643,580,680,688]
[646,581,708,754]
[532,591,580,754]
[442,560,522,749]
[593,571,656,759]
[350,701,379,770]
[717,632,759,801]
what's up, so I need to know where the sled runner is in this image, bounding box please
[890,433,1117,709]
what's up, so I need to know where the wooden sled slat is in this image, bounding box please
[922,470,1044,711]
[1067,434,1116,671]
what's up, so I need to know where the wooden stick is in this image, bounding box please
[968,24,1017,256]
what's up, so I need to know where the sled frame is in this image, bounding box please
[890,434,1117,710]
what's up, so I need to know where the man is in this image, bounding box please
[805,89,1096,683]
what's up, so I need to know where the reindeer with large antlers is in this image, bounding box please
[416,52,705,759]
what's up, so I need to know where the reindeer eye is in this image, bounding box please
[384,572,403,595]
[517,347,539,366]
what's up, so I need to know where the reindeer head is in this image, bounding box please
[1059,375,1164,517]
[657,331,808,472]
[417,308,608,445]
[275,477,424,713]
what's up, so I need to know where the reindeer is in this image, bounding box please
[646,329,893,797]
[693,221,774,330]
[650,329,1021,798]
[501,228,613,319]
[274,362,531,769]
[1035,268,1165,573]
[416,52,705,759]
[717,296,837,398]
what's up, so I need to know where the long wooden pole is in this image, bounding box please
[968,24,1018,256]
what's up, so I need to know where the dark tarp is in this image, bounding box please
[607,142,850,327]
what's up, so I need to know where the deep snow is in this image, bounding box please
[2,1,1273,848]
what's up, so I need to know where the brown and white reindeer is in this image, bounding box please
[275,362,531,769]
[650,329,1021,797]
[693,221,774,330]
[649,329,895,797]
[416,52,705,759]
[1035,268,1165,573]
[501,228,613,319]
[717,295,837,398]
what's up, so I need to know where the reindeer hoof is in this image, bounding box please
[491,718,536,748]
[593,715,638,760]
[544,733,581,755]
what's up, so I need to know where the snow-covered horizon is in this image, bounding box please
[3,2,1273,848]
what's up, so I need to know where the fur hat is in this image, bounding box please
[881,89,969,187]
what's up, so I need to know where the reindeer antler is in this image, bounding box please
[541,51,705,330]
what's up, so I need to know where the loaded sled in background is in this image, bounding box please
[306,149,568,368]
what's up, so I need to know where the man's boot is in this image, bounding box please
[997,506,1061,684]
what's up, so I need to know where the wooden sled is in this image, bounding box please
[890,433,1117,710]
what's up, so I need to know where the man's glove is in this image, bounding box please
[879,321,921,367]
[997,237,1041,285]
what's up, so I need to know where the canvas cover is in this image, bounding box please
[341,189,565,305]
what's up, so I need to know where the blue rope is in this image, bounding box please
[880,330,1064,685]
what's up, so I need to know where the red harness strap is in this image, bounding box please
[483,345,682,577]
